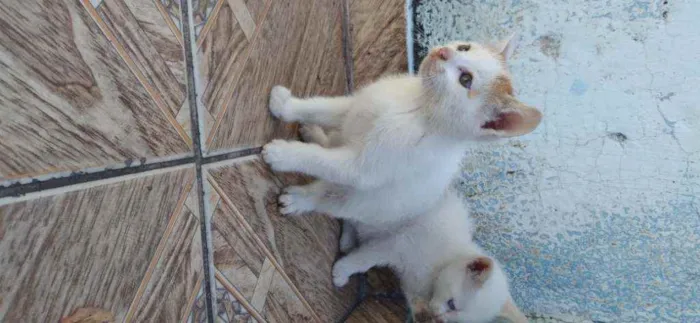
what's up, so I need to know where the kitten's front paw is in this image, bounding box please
[279,186,316,216]
[262,139,298,172]
[332,258,353,287]
[269,86,293,120]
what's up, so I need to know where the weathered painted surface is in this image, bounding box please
[415,0,699,322]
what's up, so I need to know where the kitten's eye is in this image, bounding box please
[459,72,473,89]
[447,298,456,311]
[457,44,471,52]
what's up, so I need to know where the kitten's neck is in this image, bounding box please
[419,94,478,140]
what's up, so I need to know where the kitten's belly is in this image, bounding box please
[336,172,452,226]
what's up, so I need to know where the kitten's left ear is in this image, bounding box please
[496,33,519,61]
[482,97,542,137]
[467,257,493,286]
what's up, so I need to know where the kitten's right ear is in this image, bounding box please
[467,257,493,286]
[496,33,519,61]
[482,98,542,138]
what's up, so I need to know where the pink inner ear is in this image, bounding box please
[468,258,491,273]
[481,112,522,131]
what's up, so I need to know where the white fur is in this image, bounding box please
[262,40,539,228]
[262,40,535,323]
[332,191,511,323]
[264,75,468,225]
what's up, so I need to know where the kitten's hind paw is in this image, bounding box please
[332,259,353,287]
[338,228,357,254]
[299,124,329,146]
[278,186,316,216]
[269,86,292,120]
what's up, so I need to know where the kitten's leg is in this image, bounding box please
[263,140,374,188]
[269,86,351,128]
[338,221,358,253]
[278,182,323,216]
[299,124,330,147]
[332,238,394,287]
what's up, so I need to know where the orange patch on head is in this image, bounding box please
[468,89,479,98]
[490,76,514,96]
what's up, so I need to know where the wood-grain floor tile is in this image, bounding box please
[208,156,360,322]
[192,0,223,38]
[189,283,209,323]
[0,167,193,322]
[204,0,347,153]
[126,194,204,322]
[345,299,406,323]
[351,267,408,322]
[215,276,256,323]
[212,202,266,302]
[350,0,408,88]
[0,0,190,180]
[197,0,253,129]
[157,0,183,33]
[129,0,185,83]
[97,0,186,116]
[261,270,315,323]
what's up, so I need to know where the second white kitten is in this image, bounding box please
[332,191,525,323]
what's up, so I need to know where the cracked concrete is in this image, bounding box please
[415,0,699,322]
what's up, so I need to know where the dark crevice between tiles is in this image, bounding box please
[180,0,215,322]
[0,157,195,199]
[202,147,262,164]
[341,0,354,93]
[410,0,427,73]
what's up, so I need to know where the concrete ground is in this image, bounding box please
[413,0,699,322]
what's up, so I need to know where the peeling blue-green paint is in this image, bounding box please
[416,0,699,321]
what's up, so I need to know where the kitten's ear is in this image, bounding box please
[467,257,493,286]
[482,98,542,137]
[496,33,519,61]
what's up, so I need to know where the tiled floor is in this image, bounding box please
[0,0,408,322]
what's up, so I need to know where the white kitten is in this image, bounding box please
[332,191,523,323]
[262,37,541,244]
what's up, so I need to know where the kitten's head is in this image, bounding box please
[426,255,510,323]
[418,36,542,140]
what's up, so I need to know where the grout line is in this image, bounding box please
[180,0,216,322]
[0,157,195,200]
[0,144,262,200]
[202,147,263,164]
[341,0,354,92]
[0,152,191,186]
